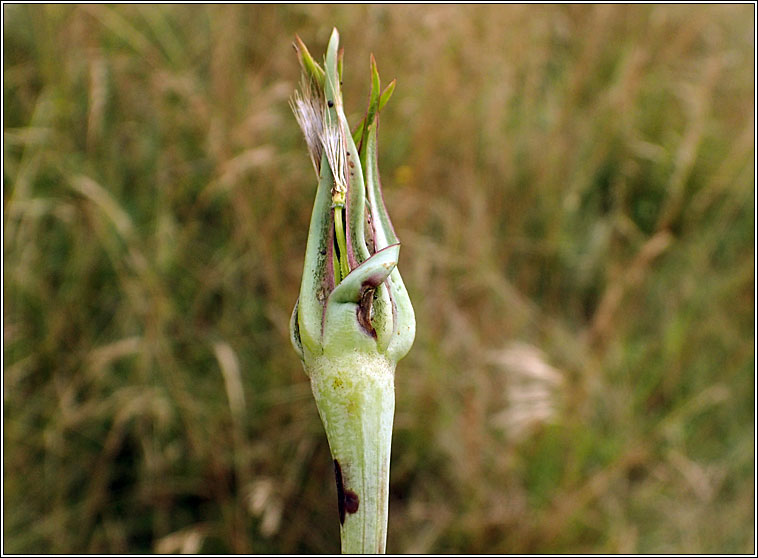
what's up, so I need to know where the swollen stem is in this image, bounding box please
[307,353,395,554]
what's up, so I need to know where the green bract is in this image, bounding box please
[289,28,415,554]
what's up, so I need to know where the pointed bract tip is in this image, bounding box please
[378,79,396,112]
[294,34,326,88]
[329,27,340,45]
[293,34,305,53]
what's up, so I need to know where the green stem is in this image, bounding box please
[333,205,350,282]
[307,353,395,554]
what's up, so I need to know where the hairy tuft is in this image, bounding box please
[290,79,325,177]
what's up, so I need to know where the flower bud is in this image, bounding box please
[289,28,414,554]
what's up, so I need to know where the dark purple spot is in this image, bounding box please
[334,459,346,525]
[327,100,334,108]
[344,489,359,514]
[333,459,359,525]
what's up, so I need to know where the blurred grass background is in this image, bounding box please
[2,4,755,554]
